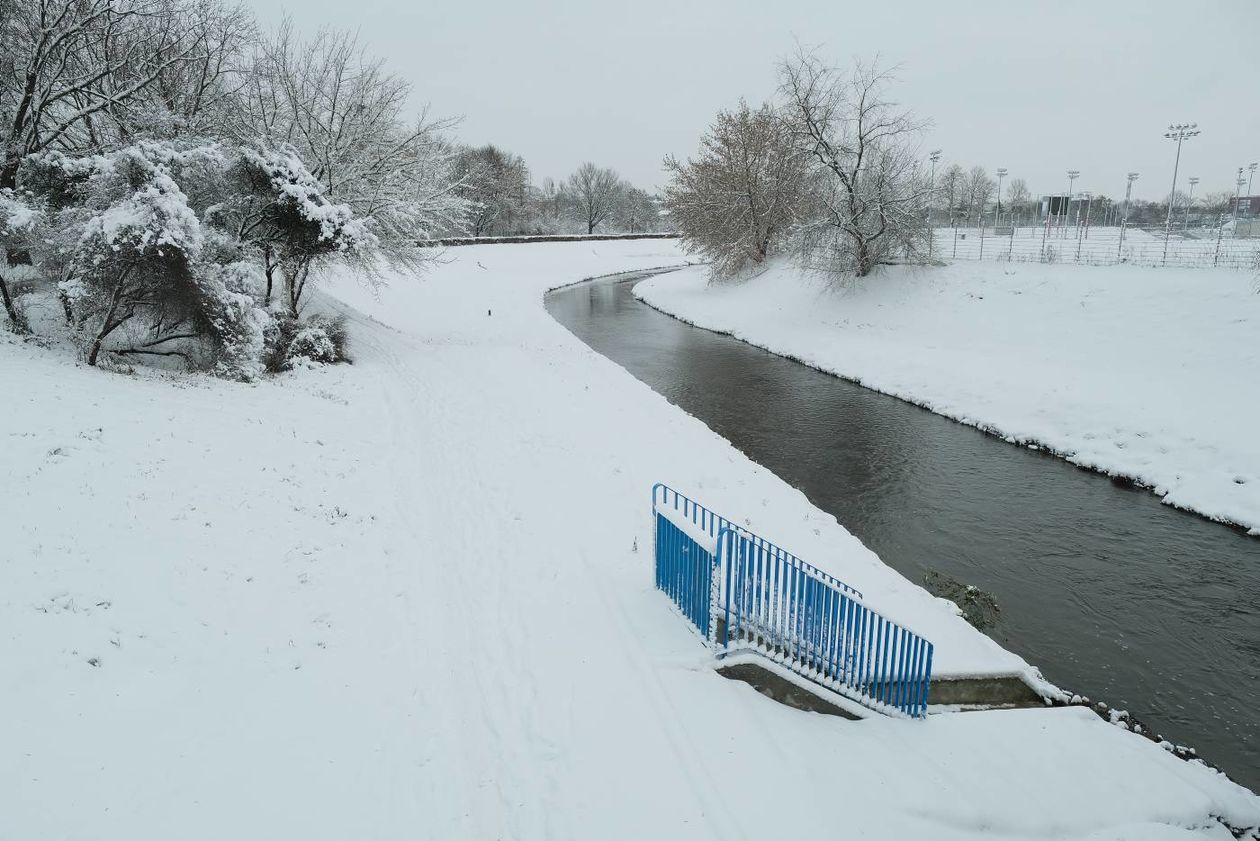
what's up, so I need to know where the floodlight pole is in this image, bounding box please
[1183,177,1198,232]
[1118,172,1139,259]
[1162,123,1199,266]
[927,149,941,260]
[1064,170,1079,239]
[993,168,1007,229]
[1231,170,1246,237]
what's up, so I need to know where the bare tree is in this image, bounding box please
[566,162,621,234]
[453,145,530,237]
[664,101,806,276]
[962,166,995,228]
[617,186,658,234]
[780,52,930,277]
[940,163,964,227]
[236,20,468,269]
[1006,177,1030,225]
[125,0,256,134]
[0,0,208,190]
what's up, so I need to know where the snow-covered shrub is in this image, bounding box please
[23,143,274,372]
[264,313,350,372]
[192,235,272,380]
[231,145,376,317]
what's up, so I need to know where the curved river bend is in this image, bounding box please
[546,270,1260,791]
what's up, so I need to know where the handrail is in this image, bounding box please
[716,527,933,718]
[652,483,862,600]
[650,484,932,718]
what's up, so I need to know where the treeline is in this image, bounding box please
[0,0,660,377]
[453,150,662,237]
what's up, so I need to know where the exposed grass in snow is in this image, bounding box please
[635,260,1260,535]
[2,241,1257,839]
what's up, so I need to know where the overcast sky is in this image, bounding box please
[245,0,1260,202]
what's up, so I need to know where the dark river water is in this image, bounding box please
[546,270,1260,791]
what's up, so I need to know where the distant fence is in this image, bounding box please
[419,232,679,247]
[651,483,932,718]
[937,225,1260,269]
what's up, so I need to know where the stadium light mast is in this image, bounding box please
[1184,176,1199,231]
[1246,162,1258,219]
[1118,172,1139,257]
[1161,123,1199,265]
[927,149,942,259]
[1064,170,1080,238]
[1231,168,1246,235]
[994,168,1008,229]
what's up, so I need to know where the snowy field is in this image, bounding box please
[3,240,1258,839]
[636,259,1260,534]
[938,225,1260,269]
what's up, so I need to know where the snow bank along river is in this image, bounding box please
[547,268,1260,793]
[3,241,1257,839]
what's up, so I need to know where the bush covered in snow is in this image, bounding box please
[0,0,469,380]
[264,314,350,372]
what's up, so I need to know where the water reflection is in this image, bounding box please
[547,272,1260,790]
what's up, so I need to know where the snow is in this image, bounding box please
[636,259,1260,533]
[3,240,1257,839]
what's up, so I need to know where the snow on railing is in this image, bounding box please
[651,484,932,719]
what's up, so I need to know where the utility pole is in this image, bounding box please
[1118,172,1139,259]
[1162,123,1200,266]
[1183,176,1199,232]
[927,149,941,260]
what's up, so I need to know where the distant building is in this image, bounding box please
[1228,196,1259,217]
[1039,194,1071,219]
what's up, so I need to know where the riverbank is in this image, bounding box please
[3,241,1258,838]
[635,260,1260,534]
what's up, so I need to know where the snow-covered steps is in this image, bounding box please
[652,483,935,719]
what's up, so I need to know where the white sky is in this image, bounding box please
[244,0,1260,202]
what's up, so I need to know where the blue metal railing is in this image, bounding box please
[651,483,933,719]
[717,528,933,718]
[651,484,862,600]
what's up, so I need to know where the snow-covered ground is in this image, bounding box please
[636,259,1260,534]
[3,240,1257,839]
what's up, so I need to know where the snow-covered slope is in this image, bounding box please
[3,241,1257,839]
[636,260,1260,533]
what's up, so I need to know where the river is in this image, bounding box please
[546,269,1260,791]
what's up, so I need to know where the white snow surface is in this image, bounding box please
[3,241,1257,839]
[636,260,1260,533]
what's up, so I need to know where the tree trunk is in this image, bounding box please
[88,271,131,366]
[0,274,24,331]
[855,240,873,277]
[587,220,595,234]
[0,156,19,192]
[263,248,275,306]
